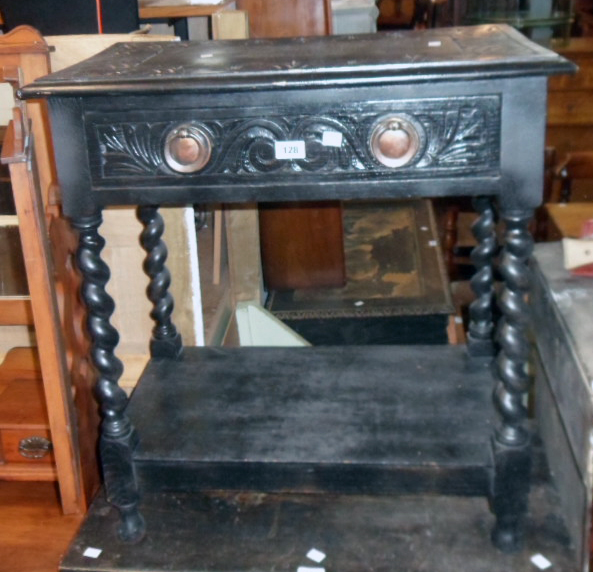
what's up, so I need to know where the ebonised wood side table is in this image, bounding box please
[22,25,574,554]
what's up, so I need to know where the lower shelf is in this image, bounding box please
[60,483,576,572]
[129,345,495,496]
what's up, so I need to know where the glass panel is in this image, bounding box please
[465,0,575,45]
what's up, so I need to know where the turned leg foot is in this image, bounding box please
[491,520,523,553]
[117,504,146,543]
[489,437,531,552]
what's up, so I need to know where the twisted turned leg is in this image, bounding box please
[489,210,534,552]
[72,213,145,542]
[468,196,498,357]
[137,205,183,358]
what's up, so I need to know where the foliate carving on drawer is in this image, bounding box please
[91,96,500,184]
[99,124,163,175]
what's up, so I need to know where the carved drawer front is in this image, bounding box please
[0,429,54,464]
[87,95,501,192]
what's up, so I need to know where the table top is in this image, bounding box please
[138,0,234,19]
[21,24,574,98]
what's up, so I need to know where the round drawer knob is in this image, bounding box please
[164,125,212,173]
[19,436,52,459]
[370,116,421,168]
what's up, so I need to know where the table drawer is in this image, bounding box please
[86,95,501,194]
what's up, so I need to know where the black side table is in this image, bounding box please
[22,24,574,554]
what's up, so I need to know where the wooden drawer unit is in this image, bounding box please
[1,428,54,465]
[0,374,55,476]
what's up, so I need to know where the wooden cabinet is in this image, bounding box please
[547,37,593,158]
[0,26,100,514]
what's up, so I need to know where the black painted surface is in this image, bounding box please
[86,95,502,184]
[129,346,493,495]
[60,483,576,572]
[22,25,577,551]
[280,315,450,345]
[19,25,575,219]
[21,25,571,96]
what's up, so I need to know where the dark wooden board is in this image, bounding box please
[264,199,453,345]
[21,25,573,97]
[129,346,494,495]
[278,315,450,345]
[60,483,576,572]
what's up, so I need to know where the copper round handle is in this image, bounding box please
[164,124,212,173]
[370,116,421,168]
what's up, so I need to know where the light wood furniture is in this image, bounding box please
[0,26,91,514]
[139,0,235,19]
[236,0,332,37]
[208,10,263,335]
[547,37,593,159]
[546,202,593,237]
[1,110,80,492]
[139,0,236,39]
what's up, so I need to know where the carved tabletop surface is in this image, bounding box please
[21,24,572,96]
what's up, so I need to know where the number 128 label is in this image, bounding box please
[275,140,306,160]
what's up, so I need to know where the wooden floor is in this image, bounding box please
[0,480,83,572]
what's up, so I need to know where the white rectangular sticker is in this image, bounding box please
[530,554,552,570]
[275,140,306,160]
[306,548,326,563]
[321,131,343,147]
